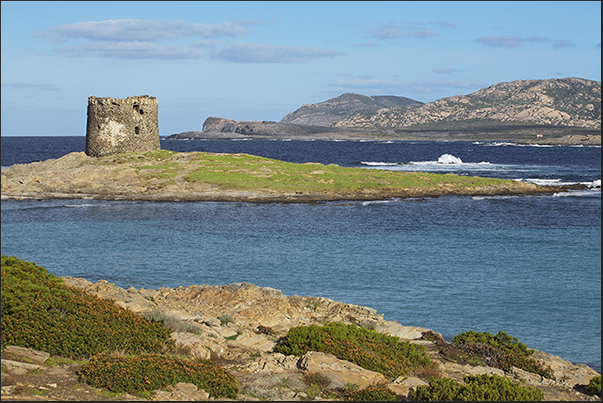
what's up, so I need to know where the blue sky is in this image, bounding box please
[1,1,601,136]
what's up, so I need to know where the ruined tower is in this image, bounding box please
[85,95,160,157]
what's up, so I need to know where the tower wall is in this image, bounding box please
[86,95,160,157]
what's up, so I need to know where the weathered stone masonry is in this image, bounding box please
[85,95,160,157]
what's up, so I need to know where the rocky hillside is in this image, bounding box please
[280,93,423,126]
[53,278,602,401]
[334,77,601,129]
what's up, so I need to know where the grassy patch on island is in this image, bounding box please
[183,152,507,192]
[98,149,512,195]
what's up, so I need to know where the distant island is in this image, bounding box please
[167,77,601,145]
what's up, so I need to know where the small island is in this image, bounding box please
[0,149,585,203]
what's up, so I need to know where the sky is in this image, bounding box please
[1,1,601,136]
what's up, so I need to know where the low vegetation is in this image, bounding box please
[1,255,172,358]
[275,322,431,378]
[78,353,238,399]
[96,149,513,195]
[586,376,601,396]
[182,151,508,193]
[412,374,545,401]
[1,255,238,399]
[451,330,555,379]
[342,384,399,401]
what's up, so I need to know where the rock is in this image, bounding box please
[241,353,300,374]
[3,346,50,365]
[298,351,386,389]
[375,322,432,340]
[152,383,209,401]
[438,361,505,382]
[386,376,429,396]
[530,350,601,388]
[1,359,43,375]
[170,332,224,360]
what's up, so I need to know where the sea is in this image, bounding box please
[1,136,601,373]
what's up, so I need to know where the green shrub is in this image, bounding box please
[452,330,530,356]
[586,376,601,396]
[344,384,399,401]
[412,374,545,401]
[275,322,430,378]
[1,256,172,358]
[78,353,238,398]
[452,330,554,379]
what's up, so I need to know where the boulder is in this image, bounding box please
[298,351,386,389]
[152,382,209,401]
[386,376,429,396]
[2,346,50,365]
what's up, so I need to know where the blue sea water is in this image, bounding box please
[1,136,601,372]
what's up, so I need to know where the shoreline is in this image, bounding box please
[51,277,603,400]
[3,274,600,401]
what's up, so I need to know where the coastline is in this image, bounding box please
[22,276,603,401]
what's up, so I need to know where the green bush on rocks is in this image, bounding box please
[586,376,601,396]
[452,330,555,379]
[412,374,545,401]
[275,322,430,378]
[1,255,172,358]
[343,384,399,401]
[78,353,239,398]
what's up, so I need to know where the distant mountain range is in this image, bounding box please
[280,93,423,126]
[334,77,600,129]
[168,77,601,144]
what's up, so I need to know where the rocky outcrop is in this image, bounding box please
[334,77,601,129]
[280,93,423,126]
[54,277,600,401]
[167,116,370,140]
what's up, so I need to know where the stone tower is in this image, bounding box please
[85,95,160,157]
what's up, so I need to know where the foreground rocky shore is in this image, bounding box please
[3,279,599,401]
[0,151,586,203]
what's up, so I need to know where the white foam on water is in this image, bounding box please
[360,161,399,166]
[437,153,463,164]
[553,188,601,197]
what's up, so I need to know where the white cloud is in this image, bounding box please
[2,82,62,91]
[210,42,343,63]
[552,40,576,49]
[437,20,458,29]
[36,19,247,42]
[57,41,205,59]
[371,23,437,39]
[475,35,573,49]
[35,18,338,63]
[433,67,461,75]
[369,22,438,40]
